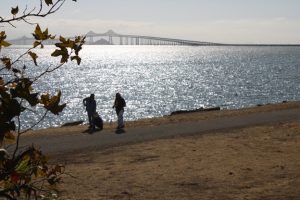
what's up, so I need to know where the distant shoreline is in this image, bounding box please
[219,44,300,47]
[7,44,300,47]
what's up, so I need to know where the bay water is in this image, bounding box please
[2,45,300,129]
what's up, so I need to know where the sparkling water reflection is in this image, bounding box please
[2,45,300,129]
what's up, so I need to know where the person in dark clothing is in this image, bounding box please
[112,93,126,129]
[83,94,96,130]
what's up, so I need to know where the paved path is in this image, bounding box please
[16,108,300,155]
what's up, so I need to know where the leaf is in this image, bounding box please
[1,99,22,121]
[10,171,20,183]
[0,31,11,50]
[43,28,49,37]
[35,166,46,177]
[28,51,38,66]
[11,6,19,16]
[71,56,81,65]
[32,24,53,41]
[0,122,16,139]
[15,155,30,174]
[32,24,43,40]
[10,78,39,106]
[33,41,41,48]
[4,131,16,143]
[45,0,53,6]
[0,78,4,86]
[59,36,66,43]
[1,57,12,69]
[51,48,69,63]
[12,68,21,74]
[40,91,66,115]
[51,49,64,57]
[0,40,11,48]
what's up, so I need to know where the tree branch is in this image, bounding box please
[20,110,49,135]
[0,0,66,27]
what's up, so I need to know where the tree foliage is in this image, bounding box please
[0,0,85,199]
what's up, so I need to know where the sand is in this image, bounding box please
[24,102,300,199]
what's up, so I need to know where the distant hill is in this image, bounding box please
[93,38,110,45]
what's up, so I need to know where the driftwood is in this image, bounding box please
[170,107,220,116]
[61,120,84,127]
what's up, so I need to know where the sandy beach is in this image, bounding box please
[24,102,300,199]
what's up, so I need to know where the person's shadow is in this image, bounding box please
[82,128,103,134]
[115,128,126,134]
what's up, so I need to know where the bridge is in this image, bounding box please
[9,30,221,46]
[85,30,221,46]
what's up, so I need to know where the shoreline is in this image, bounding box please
[25,100,300,137]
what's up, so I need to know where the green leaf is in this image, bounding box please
[15,155,30,174]
[11,6,19,16]
[28,51,38,66]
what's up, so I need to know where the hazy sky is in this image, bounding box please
[1,0,300,44]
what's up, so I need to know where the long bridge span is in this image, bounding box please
[86,30,221,46]
[10,30,221,46]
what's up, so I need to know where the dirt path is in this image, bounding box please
[14,108,300,155]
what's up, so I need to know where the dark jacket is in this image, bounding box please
[114,96,126,114]
[83,97,96,113]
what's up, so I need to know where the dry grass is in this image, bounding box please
[27,101,300,200]
[58,121,300,200]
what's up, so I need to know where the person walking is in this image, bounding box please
[112,93,126,129]
[83,94,96,130]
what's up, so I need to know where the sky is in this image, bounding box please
[1,0,300,44]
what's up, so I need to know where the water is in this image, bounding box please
[2,45,300,129]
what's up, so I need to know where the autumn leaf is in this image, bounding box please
[10,171,20,183]
[45,0,53,6]
[40,91,66,115]
[32,24,43,40]
[71,56,81,65]
[28,51,38,66]
[11,6,19,16]
[33,41,41,48]
[10,78,39,106]
[0,40,11,48]
[0,31,11,50]
[12,68,21,74]
[51,48,69,63]
[0,78,4,86]
[32,24,54,41]
[4,131,16,143]
[1,57,12,69]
